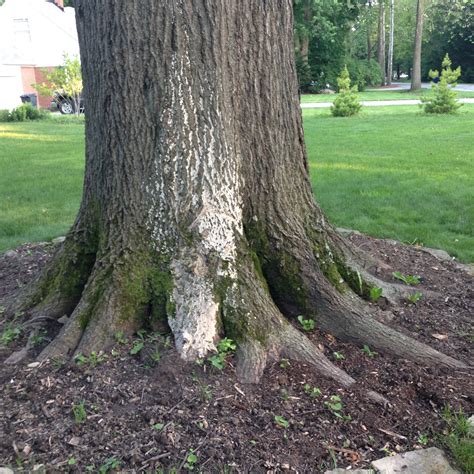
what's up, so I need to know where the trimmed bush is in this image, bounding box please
[331,66,362,117]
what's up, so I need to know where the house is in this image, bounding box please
[0,0,79,110]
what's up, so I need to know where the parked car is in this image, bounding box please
[51,91,84,114]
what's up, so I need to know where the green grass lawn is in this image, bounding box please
[0,120,85,251]
[300,89,474,103]
[1,106,473,261]
[304,105,474,262]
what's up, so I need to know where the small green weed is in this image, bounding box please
[303,383,322,398]
[279,358,291,369]
[74,351,107,368]
[31,329,47,346]
[297,315,315,331]
[152,422,164,431]
[208,337,236,370]
[362,344,378,357]
[72,401,87,423]
[418,434,429,445]
[114,331,128,344]
[184,451,198,471]
[369,287,383,302]
[333,351,345,360]
[392,271,421,286]
[99,457,120,474]
[407,291,423,304]
[274,415,289,428]
[0,325,22,346]
[439,405,473,473]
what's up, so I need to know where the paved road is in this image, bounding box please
[369,82,474,92]
[301,98,474,109]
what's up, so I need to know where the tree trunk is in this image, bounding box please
[411,0,424,91]
[377,0,386,85]
[387,0,395,85]
[7,0,466,395]
[367,0,373,62]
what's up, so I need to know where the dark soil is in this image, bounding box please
[0,235,472,473]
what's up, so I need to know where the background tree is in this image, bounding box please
[33,54,82,115]
[386,0,395,85]
[392,0,416,79]
[423,0,474,82]
[411,0,424,90]
[376,0,386,85]
[7,0,465,396]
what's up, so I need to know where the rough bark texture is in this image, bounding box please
[411,0,424,91]
[377,0,386,85]
[387,0,395,85]
[7,0,467,394]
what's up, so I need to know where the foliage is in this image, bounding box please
[294,0,364,90]
[297,315,315,331]
[440,406,474,473]
[369,287,383,302]
[331,67,362,117]
[33,54,83,115]
[423,55,462,114]
[6,104,49,122]
[184,451,198,471]
[392,271,421,285]
[407,291,423,304]
[208,337,236,370]
[424,0,474,82]
[274,415,289,428]
[303,383,322,398]
[346,58,383,91]
[362,344,378,357]
[72,401,87,423]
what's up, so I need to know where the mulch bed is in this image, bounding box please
[0,234,472,473]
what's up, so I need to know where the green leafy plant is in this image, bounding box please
[130,340,144,355]
[304,383,322,398]
[423,54,462,114]
[208,337,236,370]
[72,401,87,423]
[279,358,291,369]
[31,329,47,346]
[114,331,128,344]
[68,458,77,466]
[152,423,164,431]
[99,457,120,474]
[418,434,429,445]
[407,291,423,304]
[0,325,22,346]
[331,66,362,117]
[333,351,345,361]
[184,451,198,471]
[439,405,473,472]
[324,395,351,421]
[392,271,421,286]
[369,287,383,302]
[74,351,107,368]
[362,344,378,357]
[297,315,315,332]
[274,415,289,429]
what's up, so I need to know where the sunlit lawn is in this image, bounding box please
[0,119,84,251]
[304,105,474,262]
[0,105,473,262]
[300,89,474,103]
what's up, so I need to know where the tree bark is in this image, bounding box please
[367,1,373,62]
[377,0,386,85]
[411,0,424,91]
[7,0,467,394]
[387,0,395,85]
